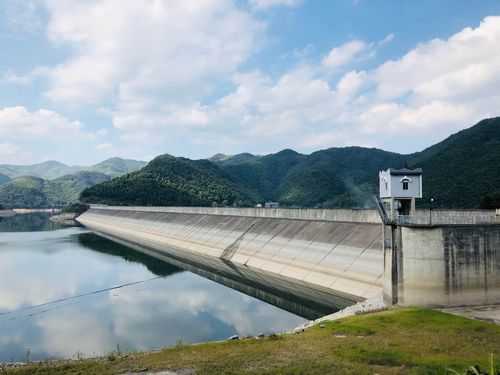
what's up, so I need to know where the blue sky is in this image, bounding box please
[1,0,500,165]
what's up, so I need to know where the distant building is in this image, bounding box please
[264,202,280,209]
[379,168,422,217]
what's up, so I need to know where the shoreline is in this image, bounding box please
[49,212,80,226]
[0,209,16,218]
[3,307,500,375]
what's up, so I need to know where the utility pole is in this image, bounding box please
[429,197,435,225]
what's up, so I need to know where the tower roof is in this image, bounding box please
[387,168,422,176]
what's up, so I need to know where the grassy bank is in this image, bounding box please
[6,308,500,375]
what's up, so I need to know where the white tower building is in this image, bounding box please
[379,168,422,218]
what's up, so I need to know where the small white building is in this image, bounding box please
[379,168,422,217]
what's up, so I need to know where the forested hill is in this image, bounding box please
[81,117,500,209]
[218,148,406,207]
[0,158,146,180]
[0,172,110,209]
[80,154,256,207]
[408,117,500,208]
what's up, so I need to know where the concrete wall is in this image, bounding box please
[386,225,500,307]
[90,205,382,224]
[79,206,500,309]
[78,207,385,305]
[397,209,499,226]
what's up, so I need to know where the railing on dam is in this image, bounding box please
[89,205,382,224]
[395,209,500,226]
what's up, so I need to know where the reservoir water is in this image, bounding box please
[0,214,307,362]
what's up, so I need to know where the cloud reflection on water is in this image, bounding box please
[0,225,305,361]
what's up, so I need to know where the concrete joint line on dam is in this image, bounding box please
[78,206,500,309]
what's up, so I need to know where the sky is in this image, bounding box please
[1,0,500,165]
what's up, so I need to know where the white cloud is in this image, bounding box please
[249,0,302,10]
[322,40,368,69]
[374,16,500,101]
[3,5,500,160]
[0,106,82,139]
[201,16,500,153]
[41,0,263,105]
[110,16,500,156]
[0,106,106,164]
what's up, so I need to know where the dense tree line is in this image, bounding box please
[81,155,255,207]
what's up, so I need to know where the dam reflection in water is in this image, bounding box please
[0,215,316,362]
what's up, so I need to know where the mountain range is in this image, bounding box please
[81,117,500,209]
[0,157,146,180]
[0,158,145,209]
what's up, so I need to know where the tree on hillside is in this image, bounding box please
[480,192,500,209]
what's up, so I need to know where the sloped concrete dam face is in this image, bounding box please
[78,207,384,309]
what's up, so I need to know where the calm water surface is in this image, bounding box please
[0,214,306,362]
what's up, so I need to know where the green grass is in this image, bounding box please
[6,308,500,375]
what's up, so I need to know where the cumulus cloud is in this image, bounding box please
[0,106,82,139]
[184,16,500,153]
[2,4,500,160]
[0,106,104,164]
[374,17,500,101]
[114,15,500,155]
[41,0,263,105]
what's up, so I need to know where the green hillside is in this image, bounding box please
[0,161,79,180]
[221,149,306,201]
[218,148,405,207]
[408,117,500,208]
[0,172,110,208]
[81,117,500,209]
[277,147,406,207]
[0,157,145,180]
[0,176,48,208]
[80,154,255,206]
[87,157,147,177]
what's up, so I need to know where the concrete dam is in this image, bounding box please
[77,206,500,312]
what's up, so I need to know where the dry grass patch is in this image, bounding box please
[6,308,500,375]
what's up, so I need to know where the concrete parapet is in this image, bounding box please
[397,209,499,226]
[89,205,382,224]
